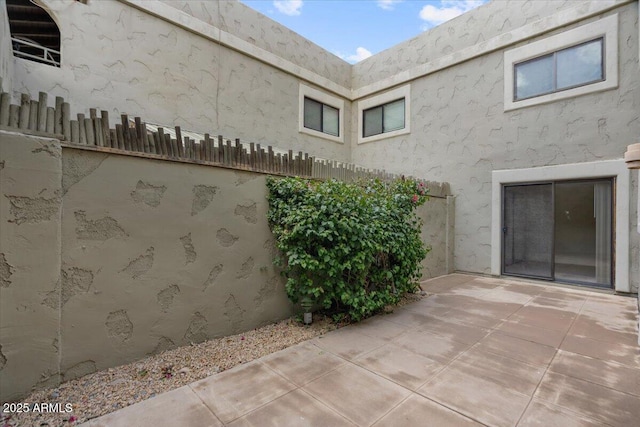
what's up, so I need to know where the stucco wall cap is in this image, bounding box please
[624,143,640,169]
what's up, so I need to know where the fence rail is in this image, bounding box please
[0,88,447,192]
[11,37,61,67]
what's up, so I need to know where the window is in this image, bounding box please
[504,14,618,111]
[303,97,339,137]
[7,0,61,67]
[357,84,410,144]
[363,98,405,138]
[298,84,344,143]
[514,38,604,101]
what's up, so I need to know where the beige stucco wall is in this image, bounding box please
[350,2,640,293]
[0,0,12,92]
[351,0,588,90]
[7,0,637,292]
[58,146,297,382]
[0,131,452,401]
[0,131,62,403]
[164,0,351,89]
[2,0,635,398]
[418,195,455,279]
[12,0,351,162]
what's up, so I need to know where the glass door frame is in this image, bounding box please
[500,178,615,288]
[501,181,555,281]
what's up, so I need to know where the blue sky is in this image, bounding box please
[240,0,488,63]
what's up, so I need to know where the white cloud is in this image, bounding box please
[273,0,303,16]
[336,47,373,64]
[377,0,404,10]
[419,0,485,27]
[350,47,373,62]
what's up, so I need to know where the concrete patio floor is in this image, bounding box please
[82,274,640,427]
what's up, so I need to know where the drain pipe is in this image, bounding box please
[624,143,640,346]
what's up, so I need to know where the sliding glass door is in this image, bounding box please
[503,183,554,279]
[554,180,612,286]
[502,179,613,287]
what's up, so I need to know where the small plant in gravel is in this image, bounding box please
[267,176,429,322]
[160,365,173,379]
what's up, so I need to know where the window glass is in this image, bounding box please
[504,16,617,111]
[363,106,383,138]
[363,99,406,138]
[322,104,339,136]
[357,84,410,142]
[299,84,344,141]
[557,39,603,90]
[514,37,604,101]
[515,54,554,100]
[383,99,405,132]
[303,97,322,132]
[304,97,340,137]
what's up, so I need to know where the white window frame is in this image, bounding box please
[298,83,344,143]
[357,84,410,144]
[504,14,618,111]
[491,160,630,293]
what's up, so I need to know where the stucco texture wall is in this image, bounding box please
[351,4,640,292]
[0,0,12,92]
[0,131,452,400]
[0,135,294,401]
[164,0,351,89]
[0,132,62,403]
[12,0,351,163]
[58,147,297,381]
[418,195,455,278]
[352,0,588,90]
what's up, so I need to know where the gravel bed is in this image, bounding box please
[2,293,424,427]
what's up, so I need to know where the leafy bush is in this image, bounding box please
[266,176,430,321]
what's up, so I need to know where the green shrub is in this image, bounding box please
[266,176,430,322]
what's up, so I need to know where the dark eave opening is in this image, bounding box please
[6,0,60,52]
